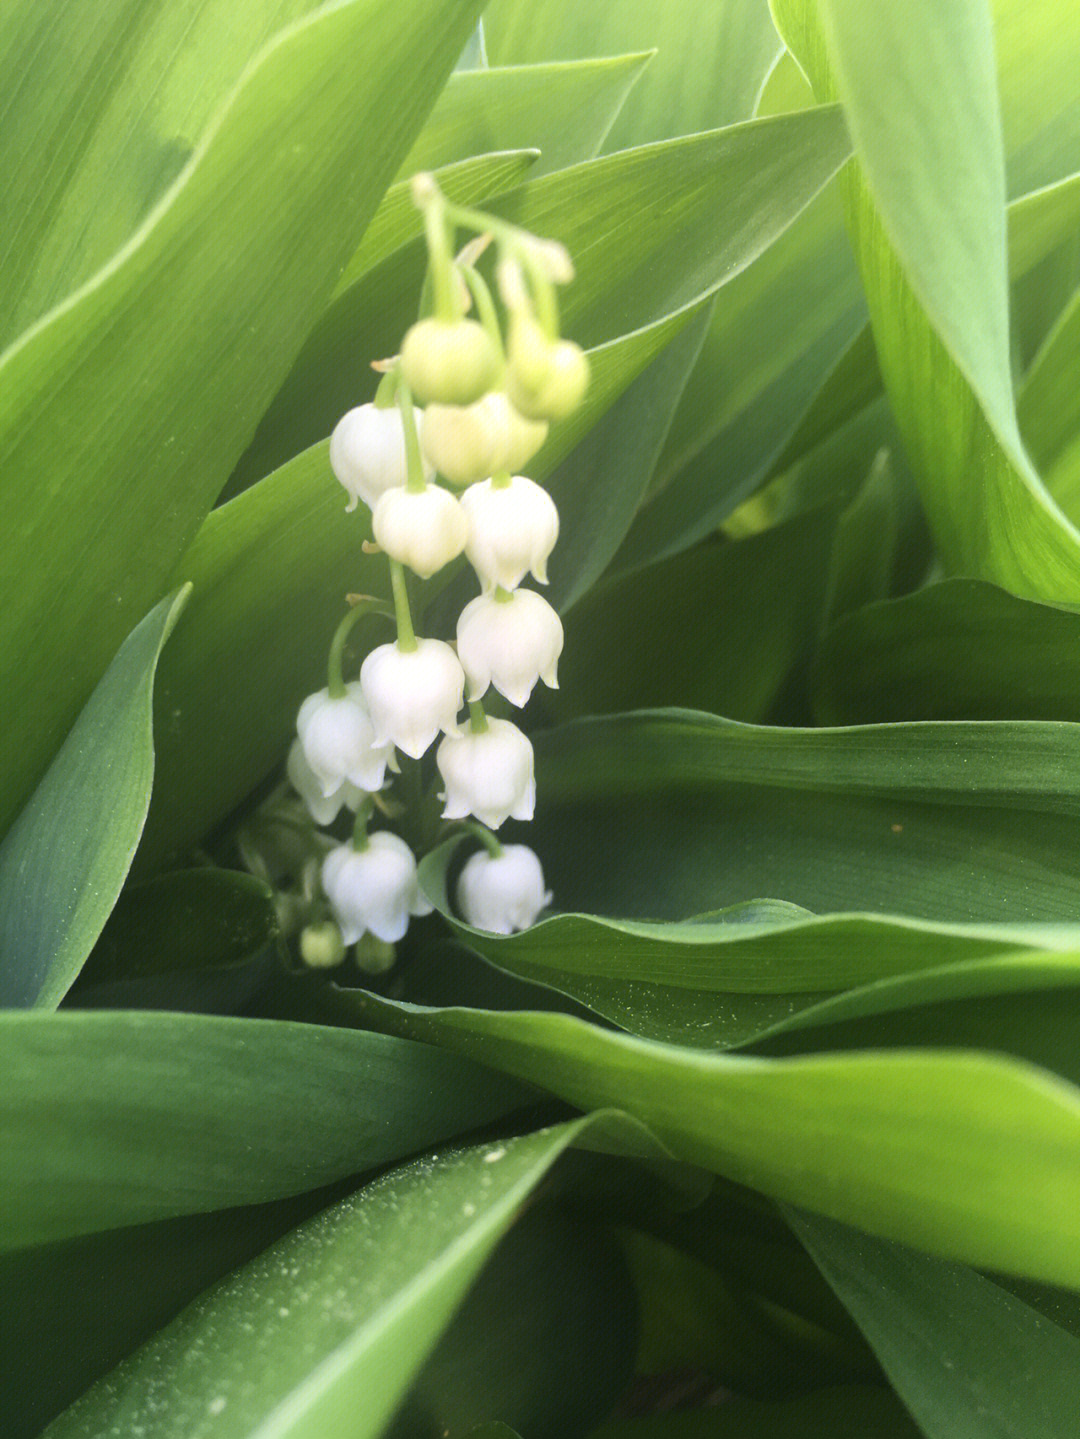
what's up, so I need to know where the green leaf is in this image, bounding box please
[77,867,278,990]
[771,0,1080,603]
[548,505,839,727]
[419,838,1080,1048]
[813,579,1080,725]
[484,0,782,150]
[44,1117,649,1439]
[139,109,852,869]
[0,0,482,838]
[526,710,1080,921]
[401,54,654,179]
[355,990,1080,1286]
[0,0,334,345]
[587,1387,920,1437]
[1019,284,1080,519]
[0,588,188,1010]
[0,1009,527,1251]
[790,1211,1080,1439]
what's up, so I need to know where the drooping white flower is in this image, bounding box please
[360,638,464,759]
[422,393,548,487]
[456,589,563,707]
[372,483,467,579]
[460,475,559,592]
[328,404,431,512]
[287,739,364,825]
[296,685,394,798]
[321,833,433,945]
[436,718,535,829]
[457,844,552,934]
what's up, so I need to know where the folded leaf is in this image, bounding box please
[0,589,188,1009]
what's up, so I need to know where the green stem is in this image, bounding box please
[389,560,418,652]
[327,603,375,697]
[468,698,489,733]
[444,818,504,859]
[351,796,374,850]
[493,585,515,604]
[373,369,399,409]
[458,265,506,364]
[517,245,559,338]
[423,199,458,321]
[397,380,427,494]
[491,470,512,490]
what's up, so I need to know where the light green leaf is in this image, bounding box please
[0,588,188,1010]
[527,710,1080,921]
[0,0,482,837]
[0,1010,526,1251]
[771,0,1080,602]
[356,990,1080,1286]
[813,579,1080,725]
[1019,284,1080,519]
[0,0,333,346]
[483,0,783,150]
[790,1211,1080,1439]
[44,1117,649,1439]
[402,54,653,179]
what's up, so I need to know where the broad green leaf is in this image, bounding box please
[2,1192,330,1439]
[234,106,851,491]
[587,1387,920,1437]
[0,0,483,838]
[526,710,1080,921]
[550,505,839,729]
[419,839,1080,1047]
[771,0,1080,603]
[0,1009,526,1251]
[813,579,1080,725]
[355,990,1080,1286]
[1019,285,1080,519]
[790,1211,1080,1439]
[77,867,278,990]
[484,0,782,150]
[44,1117,650,1439]
[821,451,900,627]
[401,54,653,179]
[0,589,187,1010]
[0,0,334,345]
[139,110,851,869]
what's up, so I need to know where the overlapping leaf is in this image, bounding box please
[0,0,483,836]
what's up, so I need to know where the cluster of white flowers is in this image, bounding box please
[279,176,588,965]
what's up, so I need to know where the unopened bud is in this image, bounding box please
[300,921,347,969]
[400,318,500,406]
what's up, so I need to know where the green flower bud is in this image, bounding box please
[299,921,346,969]
[354,933,397,974]
[507,316,590,421]
[400,318,500,406]
[422,392,548,486]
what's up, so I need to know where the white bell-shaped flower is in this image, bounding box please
[456,589,563,707]
[296,684,394,797]
[321,832,433,945]
[460,475,559,592]
[422,393,548,487]
[286,739,364,825]
[328,404,432,512]
[360,638,464,759]
[437,718,535,829]
[457,844,552,934]
[372,482,467,579]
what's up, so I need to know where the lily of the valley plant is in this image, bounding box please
[3,2,1080,1437]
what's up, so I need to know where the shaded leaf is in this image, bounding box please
[0,589,188,1009]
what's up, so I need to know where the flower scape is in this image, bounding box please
[272,175,584,966]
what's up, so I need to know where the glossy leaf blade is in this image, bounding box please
[0,0,482,837]
[0,589,188,1009]
[0,1010,526,1251]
